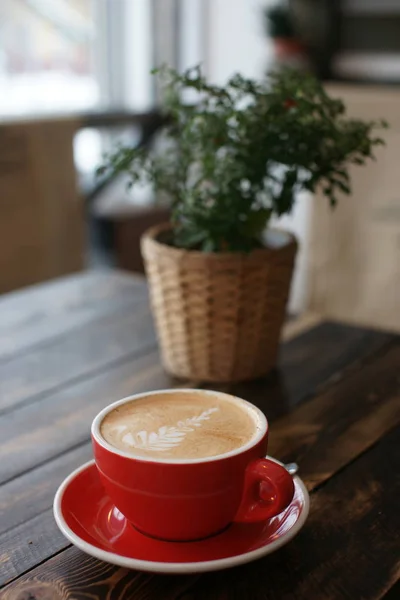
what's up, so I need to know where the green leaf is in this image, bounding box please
[174,228,207,249]
[96,65,387,252]
[242,208,272,236]
[202,237,217,252]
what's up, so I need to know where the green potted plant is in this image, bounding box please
[98,66,385,382]
[264,2,307,68]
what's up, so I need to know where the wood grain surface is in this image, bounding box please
[178,426,400,600]
[0,352,170,486]
[0,272,398,599]
[0,301,155,414]
[0,272,147,361]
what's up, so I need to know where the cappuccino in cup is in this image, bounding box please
[92,389,294,541]
[100,390,261,460]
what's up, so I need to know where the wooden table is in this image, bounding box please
[0,272,399,600]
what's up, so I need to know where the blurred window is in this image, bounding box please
[0,0,206,178]
[0,0,100,115]
[0,0,156,177]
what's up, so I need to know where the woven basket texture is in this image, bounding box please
[141,224,297,382]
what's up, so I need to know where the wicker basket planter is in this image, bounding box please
[141,223,298,383]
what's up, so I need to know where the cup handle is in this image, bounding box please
[235,458,295,523]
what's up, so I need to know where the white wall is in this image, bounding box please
[206,0,273,85]
[206,0,312,313]
[124,0,153,110]
[271,194,312,314]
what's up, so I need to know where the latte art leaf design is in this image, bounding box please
[114,407,219,452]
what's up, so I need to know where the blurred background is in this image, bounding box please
[0,0,399,331]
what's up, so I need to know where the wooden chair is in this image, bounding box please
[0,117,83,294]
[0,110,165,294]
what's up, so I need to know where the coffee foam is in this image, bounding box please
[99,391,261,460]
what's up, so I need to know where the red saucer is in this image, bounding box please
[54,460,309,574]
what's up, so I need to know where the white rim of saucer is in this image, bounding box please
[53,459,310,574]
[91,388,268,465]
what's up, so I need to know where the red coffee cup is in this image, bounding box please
[91,390,294,542]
